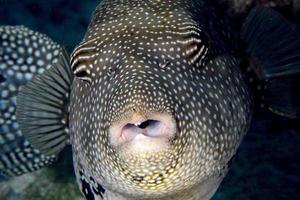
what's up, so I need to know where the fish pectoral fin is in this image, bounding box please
[16,48,74,156]
[1,25,72,176]
[261,75,300,119]
[241,6,300,118]
[241,6,300,79]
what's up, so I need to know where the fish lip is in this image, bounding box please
[109,112,177,148]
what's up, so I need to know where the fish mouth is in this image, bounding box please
[109,112,177,153]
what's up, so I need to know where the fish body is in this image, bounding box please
[1,0,300,200]
[69,0,252,199]
[0,26,60,176]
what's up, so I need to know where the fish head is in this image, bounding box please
[69,3,252,199]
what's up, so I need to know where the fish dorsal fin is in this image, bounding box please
[241,6,300,118]
[16,49,74,156]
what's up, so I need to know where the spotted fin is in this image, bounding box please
[241,6,300,118]
[0,26,63,176]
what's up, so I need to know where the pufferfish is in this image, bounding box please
[1,0,300,199]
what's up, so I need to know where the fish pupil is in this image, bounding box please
[0,74,6,83]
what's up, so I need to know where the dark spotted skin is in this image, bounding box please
[69,0,253,199]
[81,178,95,200]
[0,26,60,176]
[79,170,106,200]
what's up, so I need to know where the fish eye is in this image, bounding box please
[177,24,210,65]
[70,62,92,84]
[70,55,93,84]
[70,40,98,84]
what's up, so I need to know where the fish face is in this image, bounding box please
[69,1,252,199]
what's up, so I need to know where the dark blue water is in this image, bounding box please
[0,0,300,199]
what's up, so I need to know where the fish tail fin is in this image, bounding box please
[0,25,72,176]
[241,6,300,118]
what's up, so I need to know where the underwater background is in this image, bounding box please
[0,0,300,199]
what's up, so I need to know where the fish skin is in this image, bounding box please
[69,0,252,199]
[2,1,300,199]
[0,26,59,176]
